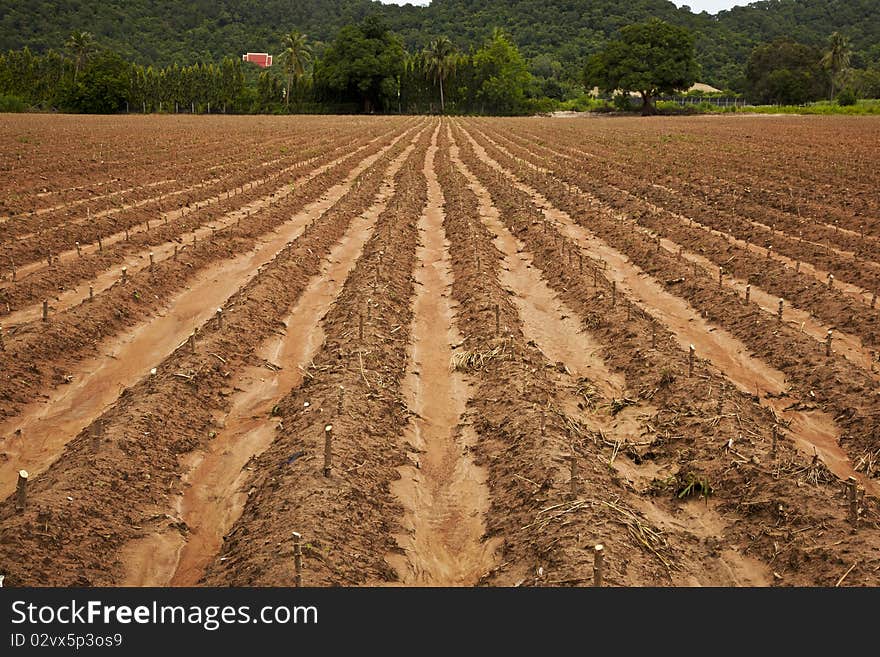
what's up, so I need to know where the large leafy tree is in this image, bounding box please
[821,31,852,99]
[584,19,700,115]
[746,38,828,104]
[278,30,312,110]
[473,28,531,116]
[65,30,97,82]
[314,16,405,113]
[422,36,456,113]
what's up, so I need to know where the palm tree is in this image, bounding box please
[66,31,97,83]
[423,36,456,114]
[821,32,852,99]
[278,31,312,110]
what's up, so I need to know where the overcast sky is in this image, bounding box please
[377,1,753,14]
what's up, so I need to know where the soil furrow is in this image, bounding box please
[455,121,872,495]
[201,128,432,587]
[0,122,426,587]
[124,131,424,586]
[0,122,423,493]
[388,123,496,586]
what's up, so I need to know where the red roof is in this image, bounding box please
[242,53,272,68]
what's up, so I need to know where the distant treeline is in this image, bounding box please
[1,15,878,115]
[2,0,879,93]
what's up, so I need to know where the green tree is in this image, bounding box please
[746,39,828,104]
[473,29,531,115]
[821,32,852,99]
[314,16,405,113]
[584,19,700,115]
[422,36,456,113]
[278,31,312,110]
[62,50,129,113]
[65,31,97,83]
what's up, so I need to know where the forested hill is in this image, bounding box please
[1,0,878,89]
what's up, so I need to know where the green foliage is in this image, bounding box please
[836,87,857,106]
[60,50,129,113]
[473,29,532,115]
[314,16,405,112]
[746,38,828,104]
[585,19,699,115]
[0,93,27,111]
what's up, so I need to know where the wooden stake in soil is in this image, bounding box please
[98,236,103,252]
[75,241,81,257]
[745,284,751,304]
[173,245,178,261]
[92,419,103,452]
[292,532,304,587]
[718,266,723,288]
[323,424,333,477]
[188,332,196,353]
[847,477,859,527]
[494,304,500,336]
[827,274,834,290]
[149,252,154,270]
[215,308,223,329]
[89,286,93,302]
[337,386,345,416]
[611,281,616,307]
[825,330,833,357]
[777,298,784,323]
[593,544,604,587]
[688,344,695,377]
[121,266,127,283]
[15,470,28,512]
[42,300,48,322]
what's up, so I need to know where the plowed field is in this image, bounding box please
[1,114,878,587]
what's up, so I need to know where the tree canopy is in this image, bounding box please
[314,16,405,112]
[746,38,828,104]
[584,19,699,115]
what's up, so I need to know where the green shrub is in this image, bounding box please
[836,88,858,106]
[0,94,28,112]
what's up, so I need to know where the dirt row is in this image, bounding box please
[471,124,880,357]
[0,121,399,271]
[0,123,407,317]
[457,121,880,489]
[502,117,879,237]
[201,126,433,586]
[448,122,880,586]
[502,120,880,265]
[0,124,431,587]
[0,122,420,427]
[0,116,377,217]
[478,121,880,299]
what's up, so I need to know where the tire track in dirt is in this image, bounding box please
[455,121,874,496]
[0,122,424,500]
[122,131,424,586]
[471,126,880,378]
[481,124,879,309]
[387,123,497,586]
